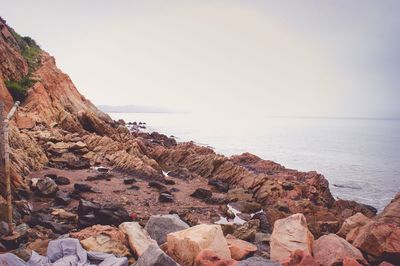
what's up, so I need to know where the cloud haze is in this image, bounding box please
[2,0,399,118]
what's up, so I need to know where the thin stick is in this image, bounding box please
[3,101,20,234]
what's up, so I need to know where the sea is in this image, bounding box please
[108,112,400,212]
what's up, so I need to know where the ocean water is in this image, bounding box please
[109,112,400,212]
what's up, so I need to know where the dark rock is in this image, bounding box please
[135,244,179,266]
[47,174,70,185]
[282,181,295,190]
[159,193,174,203]
[77,199,101,216]
[206,197,227,205]
[55,176,71,185]
[123,177,137,185]
[96,166,109,173]
[208,179,230,193]
[69,190,82,199]
[96,203,131,226]
[74,183,95,193]
[0,221,10,236]
[251,212,271,233]
[164,179,176,185]
[78,214,97,229]
[148,181,167,191]
[167,168,196,180]
[128,185,140,190]
[86,173,113,181]
[190,188,212,200]
[275,201,289,213]
[14,200,33,216]
[170,188,180,193]
[145,214,189,245]
[36,177,58,196]
[54,191,71,206]
[0,224,29,250]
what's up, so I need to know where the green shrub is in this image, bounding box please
[5,76,35,102]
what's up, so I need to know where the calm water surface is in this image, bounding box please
[109,112,400,211]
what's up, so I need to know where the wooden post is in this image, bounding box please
[1,101,19,234]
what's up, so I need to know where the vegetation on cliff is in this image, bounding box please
[3,20,41,102]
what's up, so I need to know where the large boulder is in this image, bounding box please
[337,212,371,238]
[145,214,190,245]
[119,222,157,257]
[346,193,400,264]
[351,221,400,263]
[135,244,178,266]
[312,234,367,266]
[166,224,231,266]
[270,213,314,261]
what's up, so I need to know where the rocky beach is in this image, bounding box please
[0,17,399,266]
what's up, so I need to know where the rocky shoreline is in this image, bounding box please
[0,17,399,266]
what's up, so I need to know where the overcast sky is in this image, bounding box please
[2,0,399,118]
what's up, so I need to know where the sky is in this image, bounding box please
[1,0,400,118]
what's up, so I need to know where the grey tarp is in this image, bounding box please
[0,238,128,266]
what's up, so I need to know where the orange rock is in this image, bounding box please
[280,249,319,266]
[312,234,367,266]
[343,257,362,266]
[194,250,238,266]
[225,235,257,260]
[270,213,314,261]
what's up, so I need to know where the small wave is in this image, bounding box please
[333,183,362,190]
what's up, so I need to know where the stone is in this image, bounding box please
[135,244,179,266]
[194,249,238,266]
[270,213,314,261]
[230,201,262,214]
[124,177,137,184]
[145,214,190,245]
[313,234,367,266]
[208,179,230,193]
[190,188,213,200]
[226,235,257,260]
[351,221,400,262]
[159,192,174,203]
[54,191,71,205]
[74,183,95,193]
[78,199,101,216]
[51,209,77,221]
[251,211,271,233]
[237,256,281,266]
[96,203,131,226]
[0,221,10,236]
[36,177,58,196]
[47,174,71,185]
[80,234,131,257]
[119,222,157,257]
[233,219,259,241]
[337,212,371,238]
[167,224,231,266]
[149,181,167,191]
